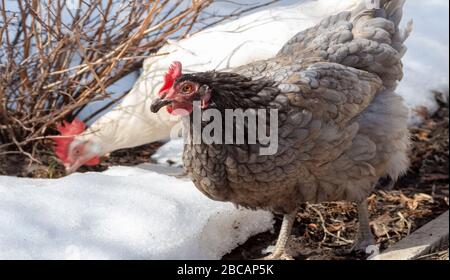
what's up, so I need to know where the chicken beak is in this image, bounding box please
[64,157,89,175]
[150,97,172,113]
[65,162,81,175]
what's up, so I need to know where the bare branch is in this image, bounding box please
[0,0,281,164]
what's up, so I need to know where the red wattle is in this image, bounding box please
[86,156,100,166]
[168,103,193,116]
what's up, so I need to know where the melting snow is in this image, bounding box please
[151,138,184,167]
[0,167,272,260]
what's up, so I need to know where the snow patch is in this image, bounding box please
[151,139,184,167]
[399,0,449,124]
[0,169,273,260]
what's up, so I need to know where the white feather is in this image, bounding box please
[76,0,360,155]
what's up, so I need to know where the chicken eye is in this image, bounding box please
[181,84,194,93]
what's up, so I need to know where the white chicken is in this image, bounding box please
[53,0,368,173]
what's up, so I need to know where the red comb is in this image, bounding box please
[52,119,86,162]
[158,61,182,97]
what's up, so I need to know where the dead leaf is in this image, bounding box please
[308,223,318,230]
[326,223,343,233]
[370,213,392,237]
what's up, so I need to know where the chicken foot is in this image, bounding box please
[261,211,297,260]
[350,199,376,253]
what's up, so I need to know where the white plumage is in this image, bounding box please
[65,0,360,171]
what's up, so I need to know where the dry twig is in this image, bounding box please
[0,0,279,161]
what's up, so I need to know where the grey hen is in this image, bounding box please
[151,0,412,259]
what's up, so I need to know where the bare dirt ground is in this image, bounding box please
[1,93,448,260]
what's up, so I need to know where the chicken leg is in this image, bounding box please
[350,199,375,253]
[262,211,297,260]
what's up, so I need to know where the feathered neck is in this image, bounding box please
[181,72,277,147]
[182,72,275,112]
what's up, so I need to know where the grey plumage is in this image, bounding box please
[177,0,411,257]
